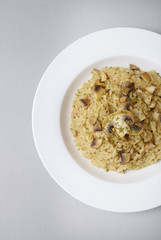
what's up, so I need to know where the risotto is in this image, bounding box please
[70,64,161,173]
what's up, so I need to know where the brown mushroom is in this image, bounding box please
[106,122,115,134]
[141,72,151,82]
[120,102,131,111]
[121,86,130,96]
[89,117,97,126]
[103,110,134,138]
[94,85,105,100]
[129,64,140,70]
[124,81,134,91]
[120,152,130,165]
[103,110,135,126]
[131,124,142,131]
[80,98,90,106]
[91,138,102,149]
[93,120,102,131]
[124,134,129,140]
[130,124,142,135]
[121,112,135,124]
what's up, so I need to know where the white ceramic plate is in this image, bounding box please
[32,28,161,212]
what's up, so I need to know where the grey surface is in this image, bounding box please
[0,0,161,239]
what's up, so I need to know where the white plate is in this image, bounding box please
[32,28,161,212]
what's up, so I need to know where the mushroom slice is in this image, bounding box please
[94,85,105,100]
[114,111,134,137]
[145,86,156,94]
[120,102,131,111]
[106,122,115,134]
[80,98,90,106]
[152,112,161,122]
[94,82,106,88]
[91,138,102,149]
[120,152,130,165]
[119,110,135,124]
[103,110,134,126]
[101,71,108,82]
[103,110,134,138]
[121,86,130,96]
[141,72,151,82]
[89,117,97,126]
[129,64,140,70]
[145,142,155,149]
[112,111,134,137]
[124,81,134,91]
[113,117,131,138]
[93,120,102,131]
[130,124,142,135]
[124,134,129,140]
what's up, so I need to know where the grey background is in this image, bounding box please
[0,0,161,239]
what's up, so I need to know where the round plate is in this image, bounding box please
[32,28,161,212]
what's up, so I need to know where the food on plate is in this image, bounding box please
[70,65,161,173]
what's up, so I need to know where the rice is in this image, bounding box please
[70,65,161,173]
